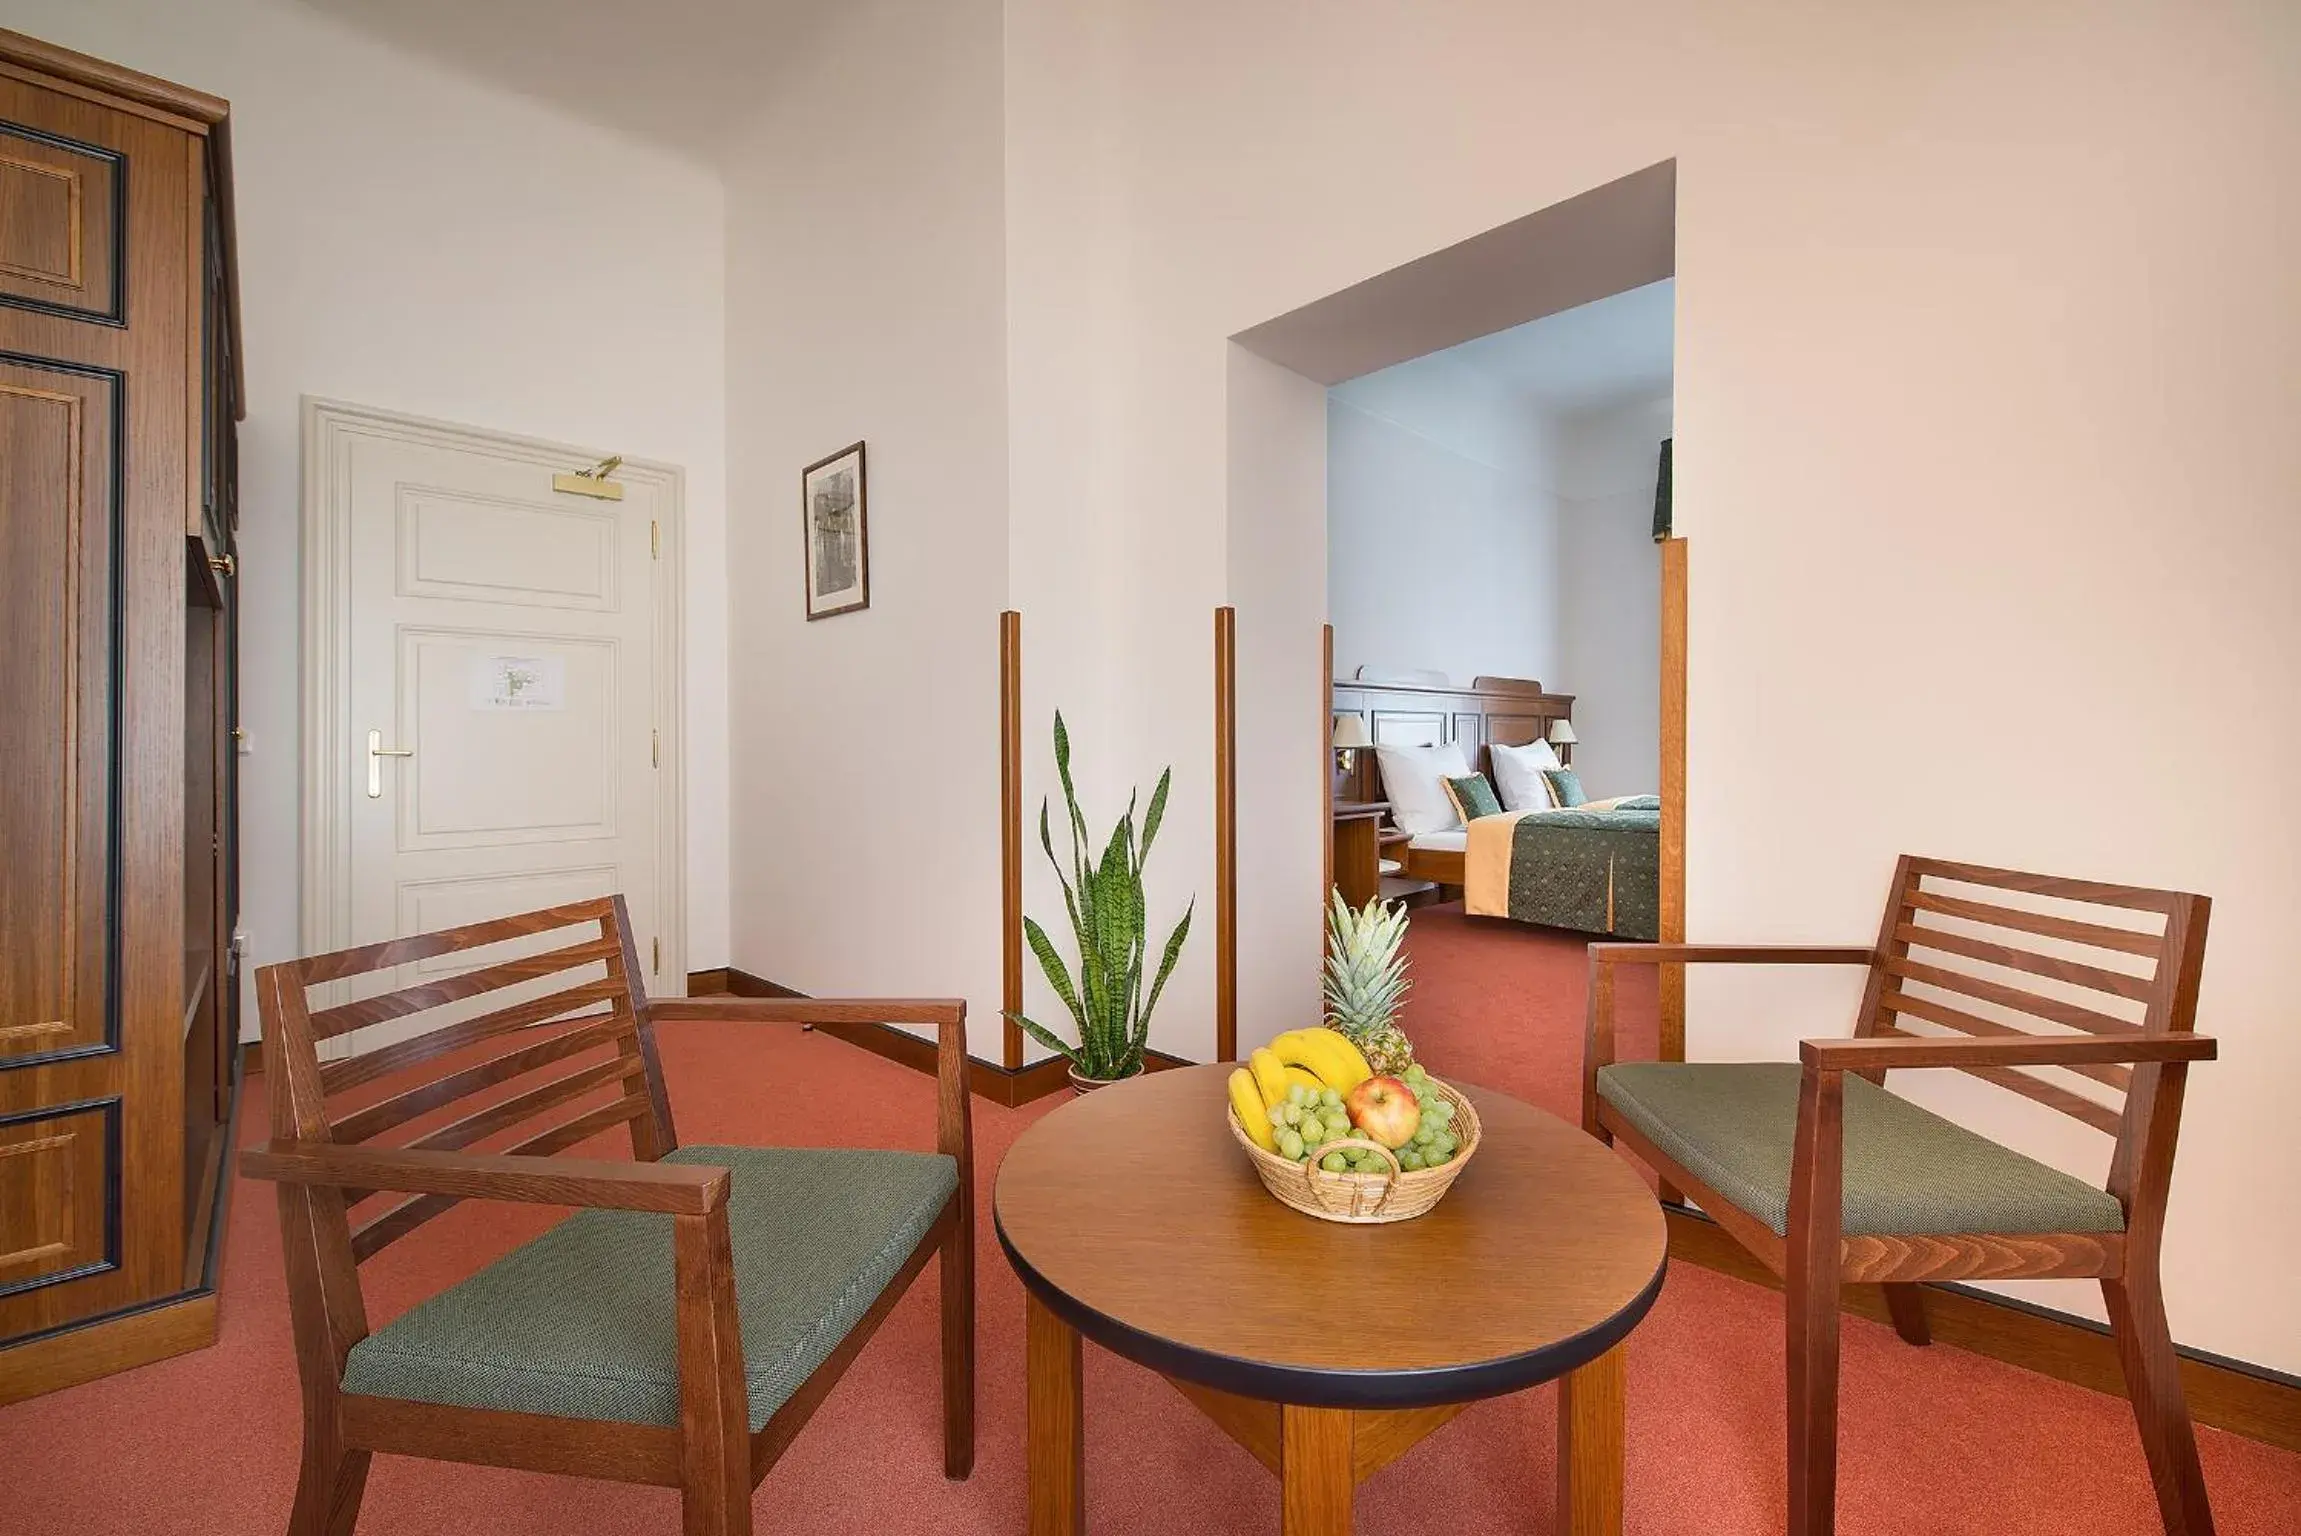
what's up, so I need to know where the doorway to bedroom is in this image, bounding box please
[1219,160,1684,1086]
[1326,279,1673,936]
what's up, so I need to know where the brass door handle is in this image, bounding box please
[366,729,414,798]
[208,553,236,578]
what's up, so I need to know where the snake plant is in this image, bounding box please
[1008,711,1194,1080]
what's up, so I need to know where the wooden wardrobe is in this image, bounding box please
[0,30,242,1403]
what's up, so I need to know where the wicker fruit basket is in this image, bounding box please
[1227,1077,1482,1224]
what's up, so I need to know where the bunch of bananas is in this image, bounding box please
[1226,1028,1373,1153]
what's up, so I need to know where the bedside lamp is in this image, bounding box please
[1546,717,1577,767]
[1332,712,1371,775]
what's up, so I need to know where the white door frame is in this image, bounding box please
[299,397,688,991]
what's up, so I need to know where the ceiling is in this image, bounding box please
[293,0,823,163]
[1436,278,1675,420]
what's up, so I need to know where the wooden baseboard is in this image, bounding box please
[0,1290,219,1409]
[686,968,1190,1107]
[1,1027,247,1407]
[1663,1205,2301,1454]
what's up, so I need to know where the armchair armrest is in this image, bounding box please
[1800,1032,2216,1072]
[647,996,967,1028]
[239,1141,729,1214]
[646,994,976,1179]
[1590,943,1874,967]
[1582,942,1875,1133]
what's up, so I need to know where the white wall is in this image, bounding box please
[722,0,1011,1057]
[986,0,2301,1373]
[1557,395,1670,799]
[8,0,730,1032]
[1325,388,1562,688]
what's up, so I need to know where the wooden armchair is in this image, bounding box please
[239,896,974,1536]
[1584,856,2217,1536]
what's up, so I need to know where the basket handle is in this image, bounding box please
[1300,1137,1404,1217]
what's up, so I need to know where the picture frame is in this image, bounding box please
[801,440,869,619]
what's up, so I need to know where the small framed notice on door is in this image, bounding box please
[470,654,565,711]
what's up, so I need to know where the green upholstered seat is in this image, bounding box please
[341,1145,957,1431]
[1595,1062,2125,1238]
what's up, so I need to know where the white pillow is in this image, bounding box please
[1489,738,1563,813]
[1374,742,1473,835]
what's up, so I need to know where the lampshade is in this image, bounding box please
[1332,713,1371,749]
[1547,719,1578,746]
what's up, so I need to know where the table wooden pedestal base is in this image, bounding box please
[1025,1295,1627,1535]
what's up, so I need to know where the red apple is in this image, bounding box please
[1345,1075,1421,1149]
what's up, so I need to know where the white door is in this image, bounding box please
[303,401,685,1022]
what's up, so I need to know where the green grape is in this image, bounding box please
[1425,1145,1451,1166]
[1276,1128,1304,1160]
[1287,1083,1310,1107]
[1320,1088,1343,1109]
[1399,1148,1426,1171]
[1268,1102,1293,1128]
[1319,1152,1348,1173]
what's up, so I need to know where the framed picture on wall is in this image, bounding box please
[801,440,869,619]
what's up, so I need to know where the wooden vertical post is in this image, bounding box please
[1321,624,1333,915]
[1000,610,1023,1069]
[1659,538,1687,1065]
[1214,606,1238,1064]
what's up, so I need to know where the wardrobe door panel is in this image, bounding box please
[0,359,115,1065]
[0,120,121,323]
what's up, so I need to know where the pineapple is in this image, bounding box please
[1322,889,1415,1074]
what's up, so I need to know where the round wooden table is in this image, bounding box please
[995,1065,1666,1536]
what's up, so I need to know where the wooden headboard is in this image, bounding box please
[1331,674,1574,804]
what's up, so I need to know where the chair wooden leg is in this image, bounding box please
[286,1428,368,1536]
[2104,1276,2216,1535]
[1786,1268,1842,1536]
[941,1220,976,1479]
[1785,1066,1845,1536]
[675,1211,755,1536]
[1882,1284,1931,1347]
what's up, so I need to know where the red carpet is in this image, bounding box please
[3,905,2297,1532]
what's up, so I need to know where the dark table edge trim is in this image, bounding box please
[995,1204,1668,1411]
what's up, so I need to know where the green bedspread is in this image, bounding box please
[1504,798,1660,939]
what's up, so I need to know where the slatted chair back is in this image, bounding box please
[1852,855,2209,1203]
[256,895,676,1262]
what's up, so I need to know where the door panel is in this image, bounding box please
[0,121,121,322]
[333,423,665,1035]
[0,360,115,1065]
[0,1102,115,1297]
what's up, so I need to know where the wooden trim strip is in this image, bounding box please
[0,1291,219,1409]
[1658,537,1687,1064]
[0,28,227,125]
[1214,606,1237,1064]
[307,934,620,1039]
[1879,990,2133,1089]
[294,900,612,984]
[1903,889,2162,958]
[1000,609,1023,1069]
[1893,922,2155,1003]
[1885,956,2134,1036]
[318,981,622,1095]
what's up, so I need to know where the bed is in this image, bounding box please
[1332,671,1659,940]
